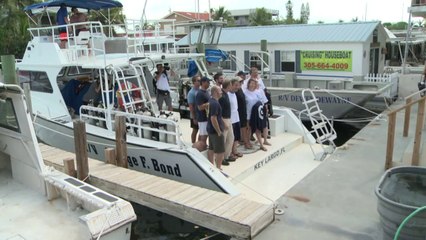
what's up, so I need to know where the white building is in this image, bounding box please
[178,21,389,80]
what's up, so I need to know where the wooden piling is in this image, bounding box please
[105,148,117,165]
[63,157,77,178]
[1,55,17,84]
[73,120,89,181]
[115,115,128,168]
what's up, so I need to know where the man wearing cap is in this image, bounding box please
[193,76,210,151]
[155,64,172,111]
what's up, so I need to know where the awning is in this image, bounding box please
[24,0,123,11]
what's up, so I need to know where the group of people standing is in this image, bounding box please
[188,67,271,170]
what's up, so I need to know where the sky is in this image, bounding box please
[119,0,416,24]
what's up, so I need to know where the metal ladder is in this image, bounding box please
[109,64,156,114]
[300,89,337,147]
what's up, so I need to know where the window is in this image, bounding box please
[68,66,92,76]
[249,53,261,69]
[18,70,53,93]
[281,50,295,72]
[220,51,233,70]
[0,98,20,132]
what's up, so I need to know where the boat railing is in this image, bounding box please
[28,21,108,60]
[385,93,426,170]
[125,19,178,55]
[365,72,399,98]
[79,105,184,148]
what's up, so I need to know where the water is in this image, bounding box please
[131,203,230,240]
[381,172,426,207]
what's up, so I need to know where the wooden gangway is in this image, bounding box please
[40,143,274,239]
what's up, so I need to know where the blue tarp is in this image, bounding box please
[24,0,122,11]
[205,49,228,63]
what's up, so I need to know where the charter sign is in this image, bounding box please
[300,50,352,72]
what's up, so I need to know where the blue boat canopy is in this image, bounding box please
[24,0,123,11]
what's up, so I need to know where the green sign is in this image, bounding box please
[300,50,352,72]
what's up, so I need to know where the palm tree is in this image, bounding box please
[0,0,39,58]
[210,6,234,26]
[249,8,273,26]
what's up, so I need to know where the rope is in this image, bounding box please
[322,88,381,117]
[222,172,277,207]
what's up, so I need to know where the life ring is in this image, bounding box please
[116,81,142,109]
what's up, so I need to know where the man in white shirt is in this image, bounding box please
[155,64,172,111]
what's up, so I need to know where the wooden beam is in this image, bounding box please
[115,115,128,168]
[73,120,89,181]
[385,112,396,170]
[412,98,425,166]
[403,97,412,137]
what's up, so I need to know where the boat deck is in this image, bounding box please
[0,156,88,240]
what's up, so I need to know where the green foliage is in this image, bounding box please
[89,8,125,25]
[299,3,310,24]
[249,8,273,26]
[0,0,39,58]
[285,0,295,24]
[210,6,234,26]
[383,21,408,30]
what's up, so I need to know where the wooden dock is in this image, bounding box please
[40,143,274,239]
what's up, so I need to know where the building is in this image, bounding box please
[160,11,210,37]
[178,21,389,79]
[229,9,279,26]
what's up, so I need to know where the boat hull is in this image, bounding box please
[268,88,377,118]
[33,116,237,195]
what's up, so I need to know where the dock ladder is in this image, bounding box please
[299,89,337,158]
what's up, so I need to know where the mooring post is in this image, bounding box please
[63,157,77,178]
[105,147,117,165]
[73,120,89,181]
[115,115,128,168]
[1,55,17,84]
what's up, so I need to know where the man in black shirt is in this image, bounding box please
[219,79,235,163]
[193,76,210,151]
[207,85,226,169]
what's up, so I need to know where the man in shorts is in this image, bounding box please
[207,85,226,169]
[187,75,200,143]
[193,76,210,151]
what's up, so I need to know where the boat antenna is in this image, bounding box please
[140,0,148,25]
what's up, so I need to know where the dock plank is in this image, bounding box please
[42,143,274,239]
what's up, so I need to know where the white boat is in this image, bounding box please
[17,0,335,199]
[0,83,136,239]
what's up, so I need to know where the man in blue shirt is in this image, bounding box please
[193,76,210,151]
[187,75,200,144]
[56,3,69,49]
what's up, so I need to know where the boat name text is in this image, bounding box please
[128,156,182,177]
[254,147,285,171]
[277,95,351,104]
